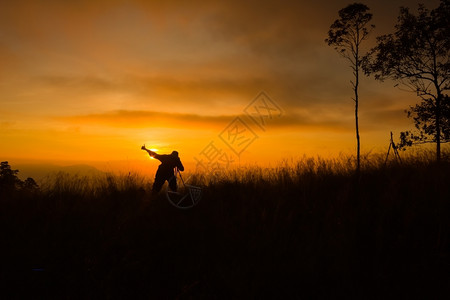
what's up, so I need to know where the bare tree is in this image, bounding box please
[364,0,450,161]
[326,3,374,172]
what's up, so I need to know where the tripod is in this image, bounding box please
[166,168,202,209]
[384,131,402,166]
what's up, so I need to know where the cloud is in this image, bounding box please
[58,110,231,128]
[0,0,418,112]
[56,109,354,133]
[362,107,411,129]
[0,121,15,130]
[36,75,118,91]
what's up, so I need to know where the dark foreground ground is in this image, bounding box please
[1,159,450,299]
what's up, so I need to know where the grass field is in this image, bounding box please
[1,153,449,298]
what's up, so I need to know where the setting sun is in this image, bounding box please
[148,149,158,159]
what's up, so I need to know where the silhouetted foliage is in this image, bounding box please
[0,161,22,191]
[326,3,375,172]
[399,95,450,149]
[0,161,39,194]
[23,177,39,191]
[364,0,450,161]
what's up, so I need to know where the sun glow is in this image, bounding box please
[149,148,158,159]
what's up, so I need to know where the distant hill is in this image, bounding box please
[14,163,104,182]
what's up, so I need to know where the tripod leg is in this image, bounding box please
[178,169,186,186]
[393,146,402,164]
[384,143,392,166]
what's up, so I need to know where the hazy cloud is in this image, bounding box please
[57,109,353,133]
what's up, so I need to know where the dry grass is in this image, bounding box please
[1,152,449,298]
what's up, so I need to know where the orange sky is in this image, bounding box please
[0,0,442,173]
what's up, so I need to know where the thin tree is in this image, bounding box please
[326,3,375,172]
[364,0,449,161]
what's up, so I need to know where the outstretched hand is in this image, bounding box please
[141,144,146,150]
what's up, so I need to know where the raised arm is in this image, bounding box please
[141,145,156,158]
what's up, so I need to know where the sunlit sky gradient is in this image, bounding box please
[0,0,442,173]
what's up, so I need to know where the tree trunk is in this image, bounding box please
[355,59,360,172]
[355,92,360,171]
[436,93,441,162]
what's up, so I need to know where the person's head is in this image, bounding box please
[171,151,179,157]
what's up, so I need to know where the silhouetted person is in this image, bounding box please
[141,145,184,194]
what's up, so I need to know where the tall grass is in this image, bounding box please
[1,153,449,298]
